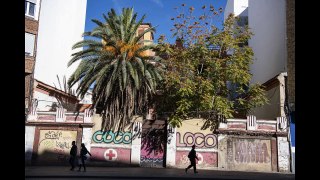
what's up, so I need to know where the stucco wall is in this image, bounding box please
[248,0,287,84]
[34,0,87,90]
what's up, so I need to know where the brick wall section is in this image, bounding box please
[286,0,295,111]
[25,74,32,98]
[25,17,39,34]
[25,57,35,73]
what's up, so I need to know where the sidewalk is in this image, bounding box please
[25,166,295,180]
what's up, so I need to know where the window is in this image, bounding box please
[25,33,35,56]
[25,0,36,18]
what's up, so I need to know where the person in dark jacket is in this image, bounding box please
[78,143,92,172]
[185,145,199,174]
[69,141,77,171]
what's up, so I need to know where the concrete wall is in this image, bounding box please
[248,0,287,84]
[34,0,87,90]
[252,86,280,119]
[224,0,248,19]
[277,137,290,172]
[33,90,59,111]
[224,137,273,171]
[25,126,36,164]
[175,119,218,169]
[29,125,83,165]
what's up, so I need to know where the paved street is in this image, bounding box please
[25,166,295,180]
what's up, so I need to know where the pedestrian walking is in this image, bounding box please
[185,145,199,174]
[78,143,92,172]
[69,141,77,171]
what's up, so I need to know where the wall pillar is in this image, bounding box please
[166,125,176,168]
[218,134,228,170]
[131,122,142,165]
[55,107,66,122]
[247,115,257,130]
[277,136,290,172]
[25,126,36,164]
[27,99,38,121]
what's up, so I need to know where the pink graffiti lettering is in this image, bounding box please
[176,132,217,148]
[234,141,270,163]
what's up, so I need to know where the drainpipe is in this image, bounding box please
[284,74,293,173]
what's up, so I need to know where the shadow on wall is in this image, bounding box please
[140,119,167,167]
[25,150,135,167]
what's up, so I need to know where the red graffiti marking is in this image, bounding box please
[106,150,116,160]
[234,141,270,163]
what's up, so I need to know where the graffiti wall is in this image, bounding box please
[92,130,132,144]
[175,151,217,168]
[175,119,218,169]
[37,130,77,163]
[91,115,135,145]
[226,138,272,171]
[89,115,142,166]
[140,119,166,168]
[90,147,131,165]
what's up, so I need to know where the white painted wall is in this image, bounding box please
[34,0,87,90]
[131,122,142,165]
[224,0,248,20]
[33,90,59,111]
[166,126,177,168]
[248,0,287,84]
[82,128,93,158]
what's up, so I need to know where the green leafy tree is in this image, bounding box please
[155,4,268,130]
[68,8,163,131]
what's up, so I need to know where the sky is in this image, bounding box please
[84,0,227,44]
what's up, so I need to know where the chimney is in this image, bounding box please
[175,38,183,48]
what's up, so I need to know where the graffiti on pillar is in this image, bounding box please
[131,122,142,140]
[37,130,77,163]
[176,132,217,148]
[227,138,272,171]
[92,130,132,144]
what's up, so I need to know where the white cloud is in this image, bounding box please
[151,0,164,8]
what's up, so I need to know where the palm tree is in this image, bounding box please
[68,8,163,132]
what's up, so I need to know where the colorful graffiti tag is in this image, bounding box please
[92,130,132,144]
[176,132,217,148]
[37,130,77,162]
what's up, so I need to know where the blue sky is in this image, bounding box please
[85,0,227,44]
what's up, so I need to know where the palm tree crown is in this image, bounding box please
[68,8,163,131]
